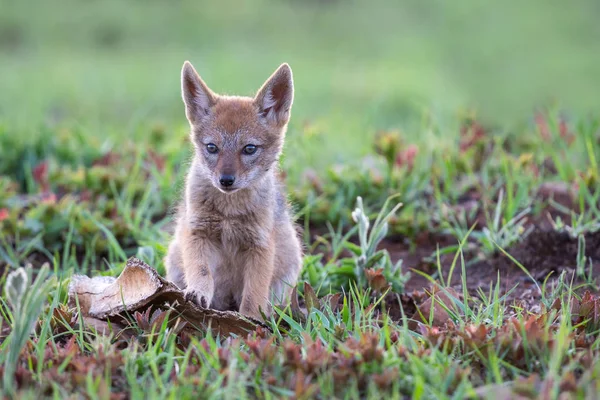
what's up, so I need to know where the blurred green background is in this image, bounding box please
[1,0,599,178]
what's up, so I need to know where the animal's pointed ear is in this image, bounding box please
[181,61,216,124]
[254,63,294,127]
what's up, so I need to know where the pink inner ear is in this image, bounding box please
[270,80,290,110]
[186,81,198,98]
[184,75,214,118]
[261,90,278,113]
[260,81,291,121]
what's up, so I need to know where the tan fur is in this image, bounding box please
[164,61,302,319]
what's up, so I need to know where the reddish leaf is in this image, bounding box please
[578,291,600,327]
[304,282,320,313]
[459,120,486,152]
[32,161,49,192]
[364,268,390,293]
[217,347,230,369]
[93,151,121,167]
[395,144,419,170]
[535,113,551,142]
[147,150,166,172]
[290,286,306,322]
[373,367,399,389]
[283,339,302,369]
[411,286,461,328]
[304,338,330,373]
[559,119,575,146]
[323,293,341,312]
[0,208,8,221]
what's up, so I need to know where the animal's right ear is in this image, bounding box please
[181,61,216,124]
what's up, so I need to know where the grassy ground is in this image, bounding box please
[2,0,600,399]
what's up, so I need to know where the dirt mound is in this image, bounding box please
[387,229,600,308]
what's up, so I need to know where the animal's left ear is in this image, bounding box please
[254,63,294,127]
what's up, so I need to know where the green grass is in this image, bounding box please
[2,0,600,398]
[2,107,600,399]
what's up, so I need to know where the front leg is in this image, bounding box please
[180,226,216,308]
[239,246,275,319]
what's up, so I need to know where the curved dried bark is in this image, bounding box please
[68,257,269,337]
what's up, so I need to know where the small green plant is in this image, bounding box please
[347,196,408,293]
[1,263,55,395]
[549,189,600,239]
[477,189,532,255]
[575,234,595,285]
[301,196,409,295]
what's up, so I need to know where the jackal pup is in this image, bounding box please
[164,61,302,319]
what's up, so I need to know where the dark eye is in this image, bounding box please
[243,144,257,155]
[206,143,218,154]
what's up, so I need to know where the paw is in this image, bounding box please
[184,291,211,309]
[240,302,270,320]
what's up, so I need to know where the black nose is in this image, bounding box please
[219,175,235,187]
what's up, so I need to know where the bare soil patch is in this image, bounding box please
[382,229,600,312]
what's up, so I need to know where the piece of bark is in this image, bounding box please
[68,257,269,337]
